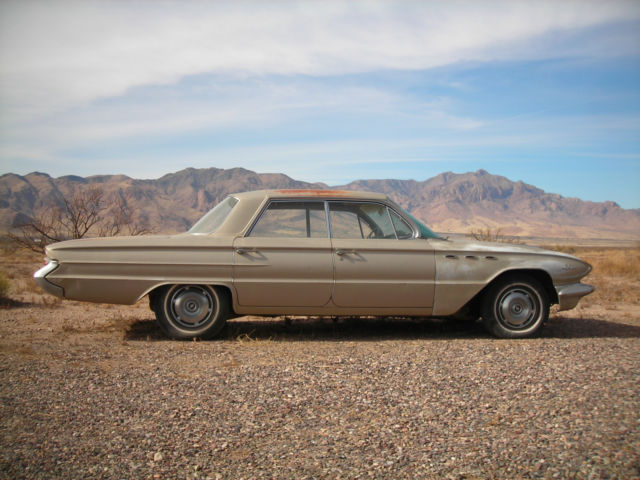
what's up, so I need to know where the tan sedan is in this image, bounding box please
[35,189,594,339]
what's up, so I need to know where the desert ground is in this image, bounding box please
[0,244,638,479]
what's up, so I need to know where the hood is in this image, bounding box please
[430,237,572,257]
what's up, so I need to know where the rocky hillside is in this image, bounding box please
[0,168,322,234]
[1,167,638,239]
[338,170,640,239]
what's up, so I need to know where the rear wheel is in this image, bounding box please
[481,274,549,339]
[154,284,229,339]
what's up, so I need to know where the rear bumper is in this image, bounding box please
[34,261,64,298]
[555,282,594,311]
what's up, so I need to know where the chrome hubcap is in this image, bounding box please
[498,288,537,329]
[170,286,213,328]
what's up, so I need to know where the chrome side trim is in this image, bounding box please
[34,261,64,298]
[555,282,595,311]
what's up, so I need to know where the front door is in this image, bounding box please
[328,201,435,308]
[233,200,332,307]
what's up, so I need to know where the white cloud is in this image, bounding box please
[1,0,638,120]
[2,81,406,148]
[1,0,639,192]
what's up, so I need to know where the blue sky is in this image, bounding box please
[1,1,639,208]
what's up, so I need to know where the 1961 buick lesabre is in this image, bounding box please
[34,189,594,339]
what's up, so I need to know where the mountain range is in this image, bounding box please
[1,167,638,240]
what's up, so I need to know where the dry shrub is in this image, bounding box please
[14,278,38,295]
[468,228,521,244]
[542,244,576,254]
[0,271,9,299]
[41,295,63,307]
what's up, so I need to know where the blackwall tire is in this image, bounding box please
[155,285,229,340]
[481,274,549,339]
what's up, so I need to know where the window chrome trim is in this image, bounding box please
[387,206,418,240]
[324,201,332,239]
[385,206,399,240]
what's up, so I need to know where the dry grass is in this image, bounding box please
[541,244,578,254]
[0,242,49,302]
[551,246,640,307]
[541,245,640,278]
[585,246,640,277]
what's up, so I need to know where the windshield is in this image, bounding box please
[403,210,440,239]
[188,196,238,234]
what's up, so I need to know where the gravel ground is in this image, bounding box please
[1,298,639,480]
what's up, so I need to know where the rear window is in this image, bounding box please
[188,196,238,234]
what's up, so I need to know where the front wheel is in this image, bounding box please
[481,275,549,339]
[154,284,229,339]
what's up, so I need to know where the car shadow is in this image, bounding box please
[123,315,640,342]
[225,316,489,342]
[123,316,487,342]
[0,298,33,308]
[124,319,167,341]
[542,316,640,339]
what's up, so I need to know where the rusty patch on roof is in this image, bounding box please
[274,189,358,196]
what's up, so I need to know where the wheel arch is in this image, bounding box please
[499,269,556,303]
[145,282,237,314]
[454,268,557,318]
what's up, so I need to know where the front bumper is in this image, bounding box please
[555,282,595,311]
[34,261,64,298]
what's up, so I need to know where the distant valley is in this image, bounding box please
[1,167,639,240]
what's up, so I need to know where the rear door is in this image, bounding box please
[233,200,333,307]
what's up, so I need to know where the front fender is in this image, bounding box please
[432,251,563,316]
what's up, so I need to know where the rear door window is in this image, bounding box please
[249,201,327,238]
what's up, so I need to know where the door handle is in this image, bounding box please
[235,247,256,255]
[336,249,356,256]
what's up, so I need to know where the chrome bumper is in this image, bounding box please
[555,282,594,311]
[34,261,64,298]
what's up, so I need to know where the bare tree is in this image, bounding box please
[60,187,104,240]
[97,193,150,237]
[9,187,151,253]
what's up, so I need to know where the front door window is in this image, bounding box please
[328,201,411,239]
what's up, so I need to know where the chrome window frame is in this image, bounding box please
[244,197,419,240]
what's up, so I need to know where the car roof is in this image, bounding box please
[231,189,388,201]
